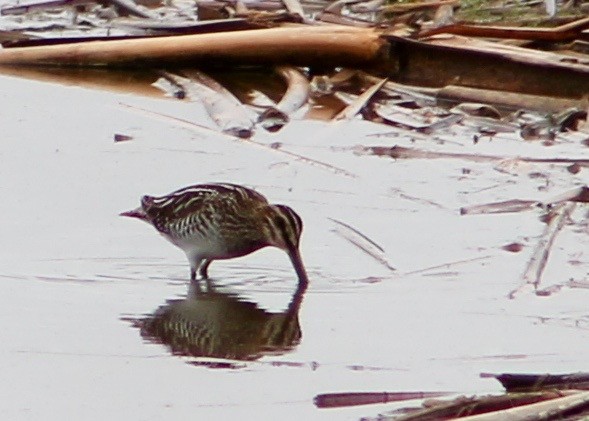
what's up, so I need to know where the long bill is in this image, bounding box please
[119,207,148,221]
[287,246,309,285]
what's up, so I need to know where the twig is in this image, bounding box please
[508,202,576,299]
[329,217,396,271]
[403,255,492,276]
[119,102,358,178]
[460,199,539,216]
[363,145,589,167]
[389,187,446,209]
[314,391,452,409]
[460,187,589,215]
[334,77,387,121]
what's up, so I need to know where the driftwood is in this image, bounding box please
[483,372,589,392]
[545,186,589,205]
[0,25,385,68]
[361,145,589,167]
[460,187,589,215]
[258,65,309,131]
[385,34,589,98]
[458,391,589,421]
[508,202,576,299]
[314,391,450,409]
[111,17,263,35]
[361,74,588,113]
[334,77,387,120]
[273,65,309,115]
[421,15,589,42]
[388,391,570,421]
[460,200,539,216]
[159,70,256,138]
[436,85,588,113]
[371,101,464,132]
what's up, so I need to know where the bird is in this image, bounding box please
[134,279,307,360]
[120,183,308,284]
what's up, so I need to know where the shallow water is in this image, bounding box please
[0,70,588,420]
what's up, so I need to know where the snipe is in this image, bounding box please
[121,183,308,284]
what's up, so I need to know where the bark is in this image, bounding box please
[0,25,386,68]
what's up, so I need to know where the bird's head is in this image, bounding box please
[265,204,308,284]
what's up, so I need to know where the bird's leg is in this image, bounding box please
[189,256,204,281]
[198,259,212,279]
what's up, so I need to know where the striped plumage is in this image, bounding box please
[121,183,308,284]
[134,280,306,360]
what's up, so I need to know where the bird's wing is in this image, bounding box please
[142,183,268,222]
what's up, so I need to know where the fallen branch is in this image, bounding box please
[460,187,589,215]
[482,372,589,392]
[273,65,310,116]
[435,85,588,113]
[0,25,385,68]
[384,34,589,98]
[458,391,589,421]
[314,391,451,409]
[460,200,539,216]
[360,145,589,167]
[258,65,309,131]
[420,15,589,42]
[389,391,569,421]
[508,202,576,299]
[545,186,589,205]
[361,75,588,113]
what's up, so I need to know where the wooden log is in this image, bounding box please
[459,391,589,421]
[420,16,589,42]
[436,85,588,113]
[0,25,386,68]
[384,34,589,98]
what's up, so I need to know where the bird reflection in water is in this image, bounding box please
[130,280,307,361]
